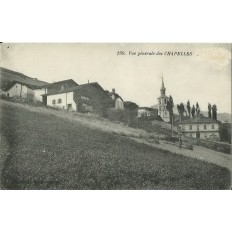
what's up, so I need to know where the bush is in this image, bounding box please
[107,108,135,124]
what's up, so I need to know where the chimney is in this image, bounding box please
[112,88,115,94]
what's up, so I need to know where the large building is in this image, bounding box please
[176,114,220,140]
[44,81,114,113]
[157,77,170,122]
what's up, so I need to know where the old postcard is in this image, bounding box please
[0,43,231,189]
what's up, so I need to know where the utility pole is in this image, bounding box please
[171,115,173,136]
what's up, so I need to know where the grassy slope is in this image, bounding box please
[0,100,230,190]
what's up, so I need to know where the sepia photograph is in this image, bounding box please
[0,43,231,190]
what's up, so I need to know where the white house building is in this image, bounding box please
[138,107,158,118]
[176,114,220,140]
[1,67,48,101]
[5,81,47,102]
[46,91,77,111]
[108,88,124,110]
[6,82,31,98]
[157,77,170,122]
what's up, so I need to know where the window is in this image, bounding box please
[81,96,89,101]
[190,133,192,137]
[159,106,161,111]
[58,99,62,104]
[212,124,214,129]
[159,100,161,104]
[189,125,192,130]
[204,125,207,129]
[52,100,56,105]
[204,133,207,138]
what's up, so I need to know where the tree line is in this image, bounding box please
[166,96,218,122]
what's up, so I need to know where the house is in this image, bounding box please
[107,88,124,110]
[45,81,113,113]
[157,77,170,122]
[4,81,40,101]
[138,107,158,119]
[74,83,114,113]
[176,114,221,140]
[42,79,79,107]
[1,67,48,101]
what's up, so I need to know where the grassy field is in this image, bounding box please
[0,100,231,189]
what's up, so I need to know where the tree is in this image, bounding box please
[167,95,174,135]
[187,100,191,118]
[212,104,217,120]
[167,95,174,122]
[124,101,138,111]
[208,103,212,118]
[196,102,200,116]
[191,105,196,117]
[177,102,185,121]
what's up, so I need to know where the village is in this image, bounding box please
[0,66,231,190]
[0,67,230,144]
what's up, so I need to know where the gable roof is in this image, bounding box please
[44,82,110,98]
[45,79,79,95]
[106,90,124,101]
[1,67,48,91]
[176,114,220,124]
[138,107,158,111]
[4,81,45,91]
[74,82,111,99]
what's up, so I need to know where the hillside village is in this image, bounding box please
[1,66,231,190]
[1,67,231,145]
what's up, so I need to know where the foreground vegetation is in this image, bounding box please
[0,100,230,189]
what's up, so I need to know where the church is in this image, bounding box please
[157,77,170,122]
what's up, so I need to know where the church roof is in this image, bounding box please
[160,77,166,92]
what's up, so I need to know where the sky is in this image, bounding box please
[1,43,231,113]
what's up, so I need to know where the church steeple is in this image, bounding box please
[157,74,170,123]
[160,74,166,95]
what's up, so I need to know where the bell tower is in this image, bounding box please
[157,74,170,122]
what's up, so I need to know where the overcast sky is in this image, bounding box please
[1,43,231,113]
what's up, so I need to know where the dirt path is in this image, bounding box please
[132,138,232,172]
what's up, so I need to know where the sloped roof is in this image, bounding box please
[138,107,158,111]
[1,67,48,91]
[74,82,111,99]
[44,82,109,97]
[4,81,45,91]
[45,79,78,87]
[106,90,123,101]
[45,79,79,95]
[176,114,220,124]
